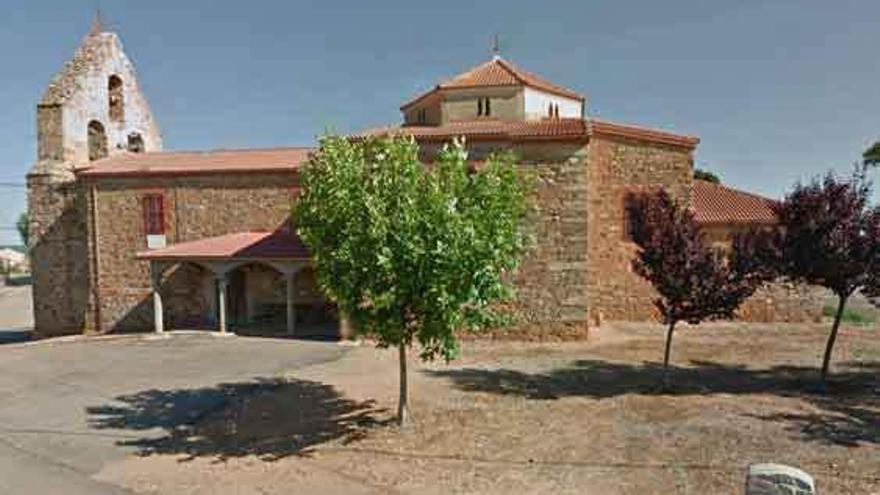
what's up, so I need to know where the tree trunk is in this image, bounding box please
[662,320,677,386]
[821,294,848,384]
[397,342,409,426]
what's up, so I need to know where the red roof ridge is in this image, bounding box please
[491,57,584,101]
[353,118,589,142]
[588,119,700,149]
[117,146,315,156]
[694,178,778,203]
[401,57,584,110]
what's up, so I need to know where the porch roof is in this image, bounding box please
[136,231,311,261]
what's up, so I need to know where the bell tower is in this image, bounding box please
[27,18,163,336]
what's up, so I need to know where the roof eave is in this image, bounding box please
[589,120,700,150]
[400,86,442,110]
[77,167,301,179]
[696,219,778,226]
[135,252,312,261]
[401,83,585,111]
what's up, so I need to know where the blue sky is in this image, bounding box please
[0,0,878,244]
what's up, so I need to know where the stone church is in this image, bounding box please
[26,23,821,339]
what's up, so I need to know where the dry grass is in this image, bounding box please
[96,321,880,494]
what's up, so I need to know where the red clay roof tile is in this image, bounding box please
[355,118,589,142]
[402,57,584,109]
[77,147,313,178]
[136,231,311,261]
[355,118,698,148]
[589,119,699,149]
[692,180,778,225]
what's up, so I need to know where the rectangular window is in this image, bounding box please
[142,194,165,235]
[623,192,642,242]
[622,188,662,242]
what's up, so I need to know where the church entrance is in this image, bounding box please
[140,231,344,340]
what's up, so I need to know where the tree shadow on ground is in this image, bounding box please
[87,378,390,462]
[427,359,880,447]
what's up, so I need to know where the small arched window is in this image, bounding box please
[127,132,145,153]
[477,98,483,116]
[108,75,124,122]
[484,97,491,116]
[88,120,108,161]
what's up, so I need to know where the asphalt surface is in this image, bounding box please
[0,286,347,494]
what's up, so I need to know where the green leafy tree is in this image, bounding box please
[865,141,880,166]
[294,136,532,424]
[694,168,720,183]
[16,212,28,247]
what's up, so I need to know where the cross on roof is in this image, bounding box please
[89,8,104,35]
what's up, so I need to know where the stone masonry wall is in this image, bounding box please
[738,283,825,323]
[416,139,590,325]
[702,224,824,323]
[88,173,299,332]
[586,134,694,323]
[27,171,95,336]
[510,143,590,323]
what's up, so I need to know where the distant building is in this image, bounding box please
[0,248,27,273]
[26,22,821,338]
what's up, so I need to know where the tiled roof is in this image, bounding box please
[355,118,589,142]
[590,120,699,149]
[402,57,584,109]
[355,118,698,148]
[77,147,313,178]
[136,231,311,261]
[692,180,778,225]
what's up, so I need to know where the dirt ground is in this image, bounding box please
[95,322,880,494]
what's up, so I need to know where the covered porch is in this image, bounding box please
[137,231,338,338]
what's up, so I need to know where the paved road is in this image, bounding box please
[0,288,347,494]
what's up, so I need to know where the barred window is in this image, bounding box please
[142,194,165,235]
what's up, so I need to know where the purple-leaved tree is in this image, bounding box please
[773,165,880,382]
[628,190,767,383]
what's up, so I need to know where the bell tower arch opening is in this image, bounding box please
[88,120,108,161]
[108,74,124,122]
[127,132,145,153]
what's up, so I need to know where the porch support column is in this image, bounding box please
[217,275,228,334]
[286,273,296,336]
[150,262,164,333]
[268,261,303,337]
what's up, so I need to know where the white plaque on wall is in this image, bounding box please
[146,235,167,250]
